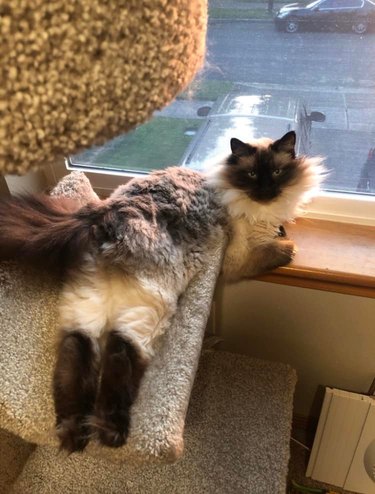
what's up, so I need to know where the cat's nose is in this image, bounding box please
[251,189,278,202]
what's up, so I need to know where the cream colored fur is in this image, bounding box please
[59,144,324,350]
[206,137,325,280]
[60,254,195,360]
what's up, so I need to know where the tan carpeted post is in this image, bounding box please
[0,0,207,175]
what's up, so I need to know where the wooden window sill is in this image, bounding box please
[256,218,375,298]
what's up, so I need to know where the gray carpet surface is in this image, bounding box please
[12,351,297,494]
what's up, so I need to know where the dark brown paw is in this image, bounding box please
[56,416,91,453]
[90,412,129,448]
[90,332,146,448]
[276,239,296,266]
[262,239,296,273]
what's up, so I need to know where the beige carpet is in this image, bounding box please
[1,414,359,494]
[1,433,358,494]
[0,429,34,494]
[1,0,207,175]
[7,351,296,494]
[1,435,357,494]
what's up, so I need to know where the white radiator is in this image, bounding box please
[306,388,375,494]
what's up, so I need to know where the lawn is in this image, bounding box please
[209,7,274,19]
[208,0,290,19]
[73,117,203,173]
[73,79,240,173]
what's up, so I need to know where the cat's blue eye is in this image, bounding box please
[248,171,257,178]
[273,168,281,176]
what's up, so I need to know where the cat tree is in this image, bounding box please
[0,1,297,491]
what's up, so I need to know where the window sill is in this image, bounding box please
[256,218,375,298]
[45,162,375,298]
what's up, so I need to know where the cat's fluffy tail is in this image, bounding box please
[0,194,100,266]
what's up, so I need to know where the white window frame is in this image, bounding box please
[306,191,375,226]
[40,158,375,227]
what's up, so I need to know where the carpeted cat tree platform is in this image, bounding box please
[0,1,297,492]
[0,173,227,462]
[10,352,296,494]
[0,179,296,488]
[0,241,297,492]
[0,172,297,493]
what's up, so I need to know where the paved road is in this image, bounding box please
[206,21,375,89]
[200,21,375,192]
[160,21,375,192]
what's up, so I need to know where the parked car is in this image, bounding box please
[274,0,375,34]
[180,89,325,171]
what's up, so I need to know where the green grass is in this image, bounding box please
[74,79,239,173]
[209,7,274,19]
[74,117,203,172]
[212,0,286,2]
[178,80,235,101]
[210,0,289,4]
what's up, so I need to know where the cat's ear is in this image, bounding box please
[271,131,296,157]
[230,138,256,157]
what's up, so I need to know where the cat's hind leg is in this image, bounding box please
[90,278,176,448]
[53,330,100,453]
[92,331,147,448]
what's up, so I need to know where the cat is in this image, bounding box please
[209,130,325,280]
[0,167,226,453]
[0,131,324,453]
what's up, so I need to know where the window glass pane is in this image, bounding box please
[73,117,202,174]
[71,0,375,196]
[347,0,364,8]
[319,0,337,8]
[306,0,323,8]
[341,0,363,8]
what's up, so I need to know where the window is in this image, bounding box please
[66,0,375,224]
[319,0,340,9]
[306,0,323,8]
[319,0,364,9]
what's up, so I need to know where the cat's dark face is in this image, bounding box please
[224,131,302,203]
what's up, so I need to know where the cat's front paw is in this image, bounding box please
[273,239,296,268]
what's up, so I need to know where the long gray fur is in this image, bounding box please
[89,167,227,274]
[0,170,227,462]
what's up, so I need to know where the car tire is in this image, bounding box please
[285,18,299,33]
[352,20,367,34]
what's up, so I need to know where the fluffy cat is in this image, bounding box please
[0,167,225,453]
[208,131,325,280]
[0,131,324,453]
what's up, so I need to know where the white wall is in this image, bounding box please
[214,279,375,418]
[5,169,47,194]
